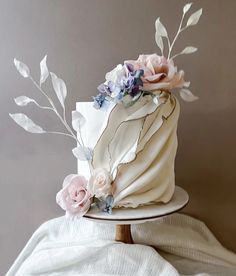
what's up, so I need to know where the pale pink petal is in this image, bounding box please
[137,54,149,63]
[146,60,155,75]
[56,189,67,210]
[145,73,166,83]
[143,82,171,91]
[62,174,76,188]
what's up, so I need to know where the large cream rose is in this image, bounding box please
[125,54,185,91]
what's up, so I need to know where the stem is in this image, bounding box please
[46,131,76,139]
[63,106,66,121]
[171,53,181,60]
[167,36,171,57]
[34,103,54,111]
[29,76,81,145]
[168,13,185,59]
[77,124,85,147]
[58,113,80,144]
[30,76,54,108]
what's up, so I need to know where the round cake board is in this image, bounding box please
[84,186,189,224]
[84,186,189,244]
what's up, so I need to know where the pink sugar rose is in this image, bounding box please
[88,168,112,199]
[125,54,186,91]
[56,174,92,219]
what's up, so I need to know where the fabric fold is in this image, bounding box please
[6,214,236,276]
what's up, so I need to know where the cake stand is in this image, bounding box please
[84,186,189,244]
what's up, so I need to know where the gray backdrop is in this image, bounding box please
[1,0,236,274]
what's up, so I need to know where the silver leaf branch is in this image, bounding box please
[167,6,202,60]
[29,75,81,145]
[29,72,93,172]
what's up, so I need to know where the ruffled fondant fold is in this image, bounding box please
[112,95,179,207]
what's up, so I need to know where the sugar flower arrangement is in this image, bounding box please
[94,2,202,109]
[10,3,202,219]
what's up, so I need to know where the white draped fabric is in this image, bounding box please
[6,214,236,276]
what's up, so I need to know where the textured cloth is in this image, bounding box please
[6,214,236,276]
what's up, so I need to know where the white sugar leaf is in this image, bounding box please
[72,110,86,132]
[14,58,30,78]
[50,72,67,108]
[9,113,45,133]
[72,146,93,161]
[181,46,198,54]
[183,3,192,14]
[153,96,159,105]
[14,96,36,106]
[155,33,164,54]
[40,55,49,86]
[184,81,191,87]
[187,9,202,26]
[179,89,199,102]
[155,17,168,37]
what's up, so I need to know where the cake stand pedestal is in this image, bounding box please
[84,186,189,244]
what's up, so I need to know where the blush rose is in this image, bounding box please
[56,174,92,219]
[88,168,112,199]
[125,54,186,91]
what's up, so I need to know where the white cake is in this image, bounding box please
[77,92,180,208]
[11,3,201,218]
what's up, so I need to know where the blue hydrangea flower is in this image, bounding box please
[108,81,124,102]
[123,69,144,97]
[125,63,134,73]
[97,83,111,95]
[95,195,114,214]
[93,93,106,109]
[94,66,144,108]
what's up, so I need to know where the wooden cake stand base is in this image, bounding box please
[115,224,134,243]
[84,186,189,244]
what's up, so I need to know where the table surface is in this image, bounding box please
[84,186,189,225]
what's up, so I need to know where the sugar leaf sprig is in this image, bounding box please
[10,56,93,164]
[155,3,202,60]
[154,3,202,102]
